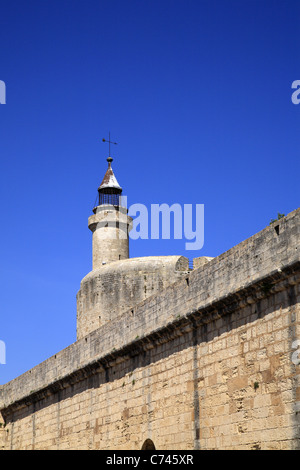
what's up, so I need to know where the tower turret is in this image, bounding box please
[88,154,132,270]
[76,136,189,339]
[96,156,122,206]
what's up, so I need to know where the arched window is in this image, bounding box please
[141,439,156,450]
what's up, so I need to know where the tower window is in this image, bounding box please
[98,188,121,206]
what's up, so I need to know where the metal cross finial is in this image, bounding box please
[102,132,117,161]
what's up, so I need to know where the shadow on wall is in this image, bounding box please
[141,439,156,450]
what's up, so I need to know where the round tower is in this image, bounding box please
[88,156,132,269]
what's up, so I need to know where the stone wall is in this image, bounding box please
[1,284,299,450]
[0,208,299,450]
[0,428,5,450]
[76,256,189,338]
[0,395,5,450]
[193,256,214,269]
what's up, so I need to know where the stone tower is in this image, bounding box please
[76,151,189,339]
[88,156,132,269]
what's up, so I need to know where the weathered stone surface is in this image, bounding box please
[88,204,133,269]
[193,256,214,269]
[77,255,189,338]
[0,208,299,450]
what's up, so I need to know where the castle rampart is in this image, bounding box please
[0,208,299,449]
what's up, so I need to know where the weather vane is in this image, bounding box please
[102,132,117,160]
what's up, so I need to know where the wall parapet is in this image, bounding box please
[1,208,299,417]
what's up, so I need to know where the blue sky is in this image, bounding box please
[0,0,299,383]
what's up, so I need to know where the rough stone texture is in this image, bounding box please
[0,208,299,450]
[0,397,5,450]
[77,256,189,339]
[193,256,214,270]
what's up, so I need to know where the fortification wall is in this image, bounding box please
[1,277,299,450]
[0,208,299,450]
[0,428,5,450]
